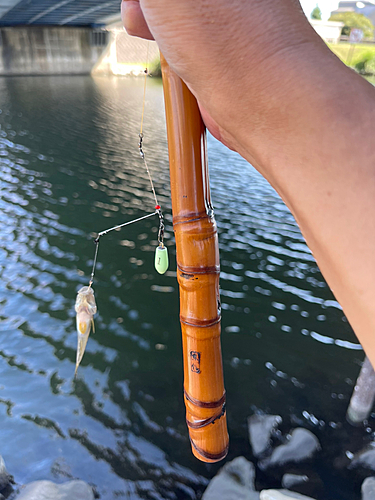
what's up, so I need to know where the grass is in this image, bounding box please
[328,42,375,67]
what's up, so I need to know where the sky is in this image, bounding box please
[299,0,340,20]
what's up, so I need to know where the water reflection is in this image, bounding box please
[0,75,366,500]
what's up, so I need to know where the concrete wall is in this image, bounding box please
[0,26,109,76]
[93,23,159,76]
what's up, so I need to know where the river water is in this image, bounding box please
[0,76,371,500]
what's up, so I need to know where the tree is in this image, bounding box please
[329,12,375,39]
[311,5,322,20]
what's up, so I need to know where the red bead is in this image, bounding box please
[155,205,161,210]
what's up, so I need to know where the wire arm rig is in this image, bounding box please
[88,210,161,287]
[95,211,158,241]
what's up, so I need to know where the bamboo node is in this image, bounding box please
[186,404,226,429]
[177,264,220,275]
[180,316,221,328]
[184,389,226,409]
[189,438,229,462]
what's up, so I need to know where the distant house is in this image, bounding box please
[331,1,375,25]
[309,19,344,43]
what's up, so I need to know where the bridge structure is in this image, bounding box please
[0,0,124,75]
[0,0,120,27]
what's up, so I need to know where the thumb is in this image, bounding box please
[121,0,154,41]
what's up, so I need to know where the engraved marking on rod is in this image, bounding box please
[190,351,201,373]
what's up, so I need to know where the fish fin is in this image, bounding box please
[91,318,95,334]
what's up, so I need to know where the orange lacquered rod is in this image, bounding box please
[160,54,229,463]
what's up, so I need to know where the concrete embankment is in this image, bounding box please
[0,26,108,76]
[93,23,159,76]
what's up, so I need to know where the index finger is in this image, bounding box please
[121,0,155,40]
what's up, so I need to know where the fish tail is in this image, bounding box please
[74,333,90,377]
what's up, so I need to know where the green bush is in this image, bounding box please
[365,57,375,74]
[149,56,161,78]
[352,50,375,73]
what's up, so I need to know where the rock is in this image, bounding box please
[350,446,375,470]
[15,480,94,500]
[0,456,13,491]
[347,356,375,425]
[281,474,309,489]
[260,429,320,469]
[248,415,282,457]
[362,476,375,499]
[260,489,317,500]
[202,456,259,500]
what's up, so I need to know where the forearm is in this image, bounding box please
[237,49,375,365]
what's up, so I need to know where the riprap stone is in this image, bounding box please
[202,456,259,500]
[248,414,282,457]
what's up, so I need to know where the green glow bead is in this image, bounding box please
[154,245,168,274]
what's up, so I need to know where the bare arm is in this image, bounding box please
[122,0,375,366]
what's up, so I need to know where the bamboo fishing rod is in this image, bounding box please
[160,54,229,463]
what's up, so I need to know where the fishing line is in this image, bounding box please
[74,42,169,378]
[87,43,167,287]
[138,42,159,209]
[137,43,167,274]
[139,42,148,137]
[74,44,168,376]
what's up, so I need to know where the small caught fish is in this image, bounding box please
[74,286,97,376]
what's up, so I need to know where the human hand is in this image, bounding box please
[121,0,319,160]
[121,0,243,150]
